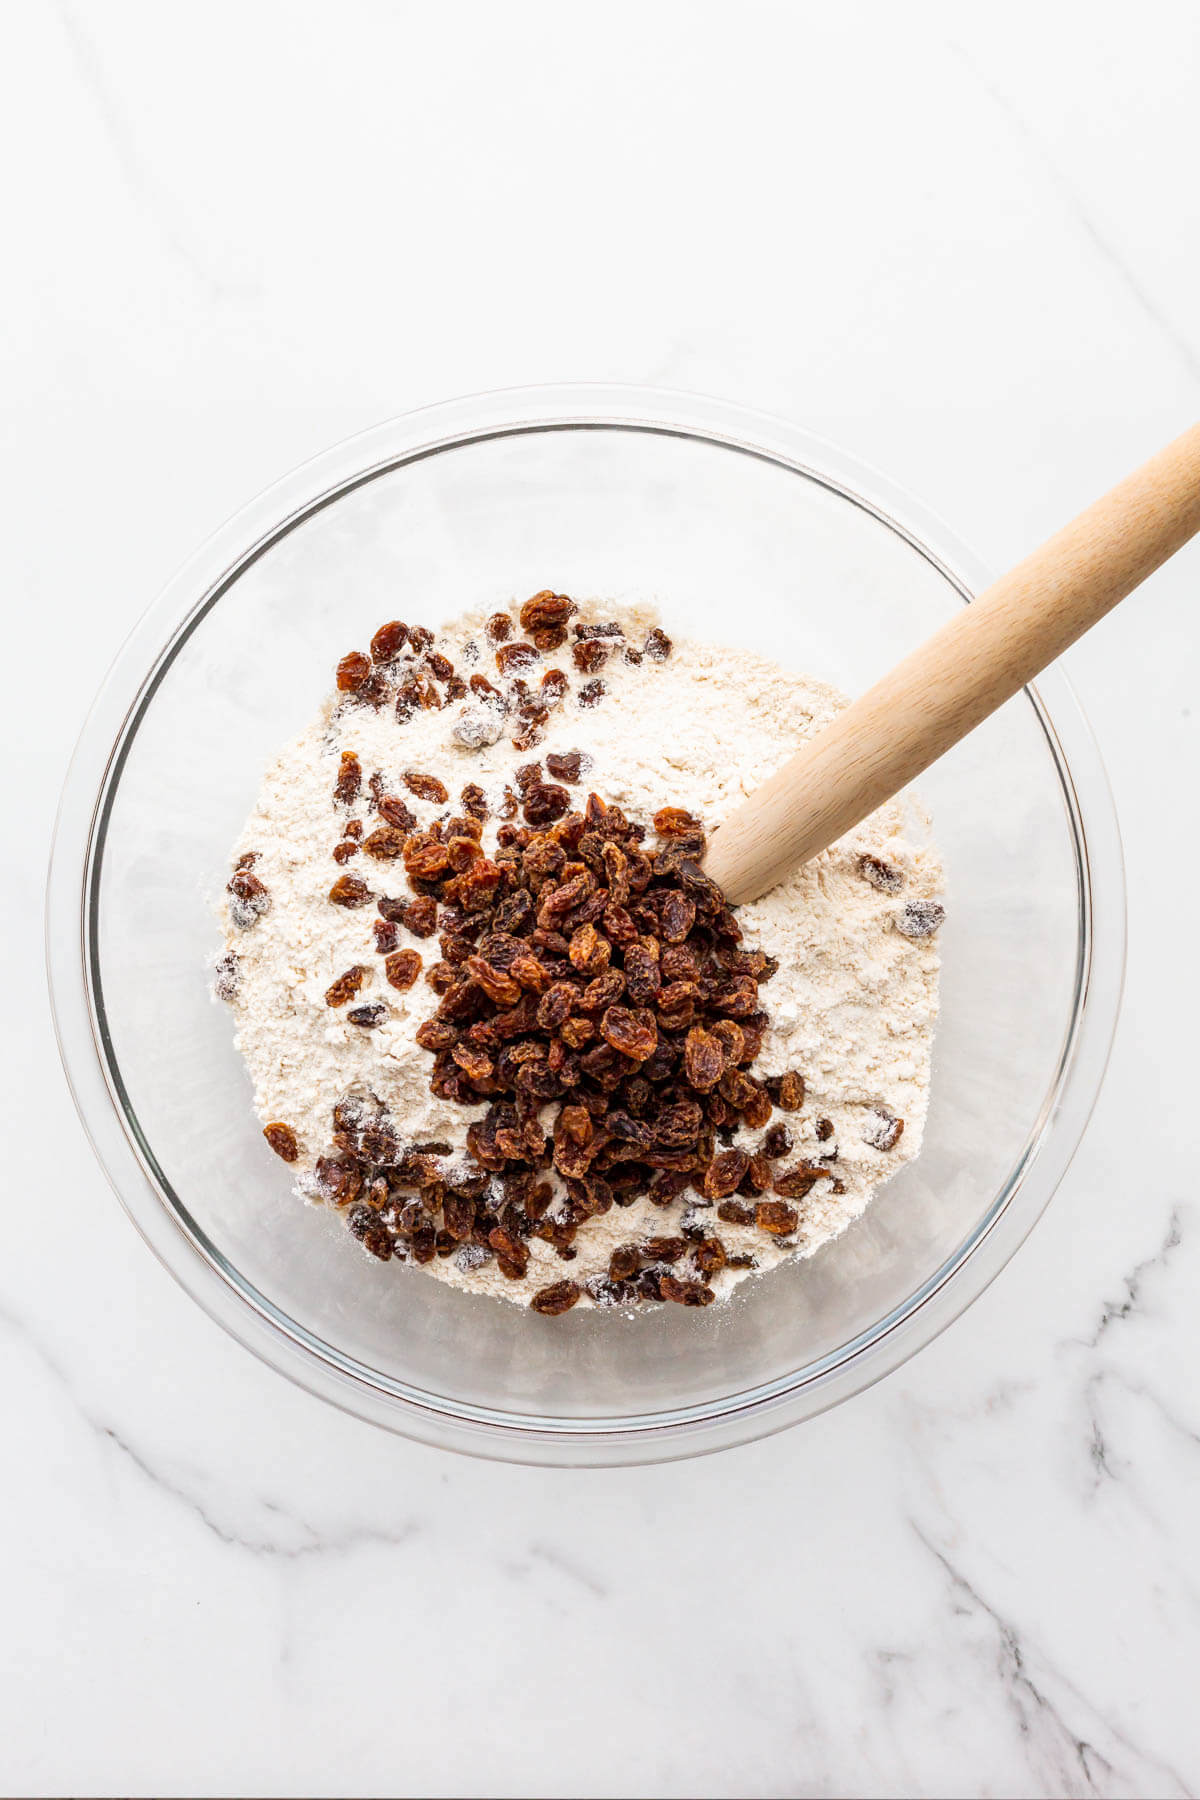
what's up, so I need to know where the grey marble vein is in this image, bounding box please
[0,1294,421,1561]
[912,1521,1193,1798]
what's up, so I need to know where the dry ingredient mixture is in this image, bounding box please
[216,593,944,1315]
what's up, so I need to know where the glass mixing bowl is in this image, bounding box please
[47,385,1124,1465]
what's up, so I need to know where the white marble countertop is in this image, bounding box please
[5,4,1199,1795]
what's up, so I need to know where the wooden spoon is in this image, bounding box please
[705,422,1200,906]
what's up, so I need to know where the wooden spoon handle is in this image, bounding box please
[706,421,1200,905]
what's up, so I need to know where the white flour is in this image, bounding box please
[218,600,943,1307]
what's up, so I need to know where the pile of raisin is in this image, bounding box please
[314,786,828,1313]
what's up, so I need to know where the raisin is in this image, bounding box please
[523,782,570,826]
[426,651,455,681]
[755,1199,798,1235]
[407,626,434,652]
[486,612,513,642]
[702,1149,750,1199]
[347,1004,387,1029]
[334,752,362,804]
[403,770,449,804]
[694,1237,726,1276]
[859,853,904,893]
[600,1005,656,1061]
[361,825,409,860]
[487,1225,529,1276]
[519,591,576,633]
[659,1274,713,1306]
[329,873,372,907]
[654,806,701,838]
[405,896,439,937]
[332,841,359,864]
[569,923,610,975]
[896,899,945,938]
[530,1280,581,1315]
[374,919,400,954]
[370,619,408,661]
[384,949,423,991]
[776,1071,806,1111]
[226,869,270,929]
[336,651,371,691]
[572,640,608,674]
[541,669,569,704]
[862,1106,904,1151]
[815,1117,834,1141]
[762,1122,792,1159]
[460,783,488,821]
[659,891,695,943]
[623,942,662,1004]
[497,641,539,674]
[609,1245,642,1282]
[643,1235,686,1263]
[644,627,672,661]
[377,794,418,831]
[325,965,368,1006]
[263,1122,298,1162]
[774,1163,827,1199]
[213,951,240,1001]
[684,1026,726,1092]
[717,1200,755,1225]
[578,679,606,708]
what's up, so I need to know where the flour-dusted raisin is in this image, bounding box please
[862,1106,904,1151]
[325,965,368,1007]
[263,1122,299,1162]
[334,752,362,804]
[644,627,672,661]
[541,668,569,704]
[530,1279,581,1315]
[486,611,513,642]
[329,873,372,907]
[227,869,271,928]
[385,949,423,991]
[860,853,904,893]
[347,1003,387,1029]
[497,641,539,674]
[336,651,371,691]
[370,619,408,661]
[403,770,449,804]
[815,1116,834,1141]
[572,640,608,674]
[896,899,945,938]
[578,678,606,708]
[213,951,240,1001]
[426,651,455,682]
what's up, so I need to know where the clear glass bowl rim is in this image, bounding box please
[45,382,1126,1466]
